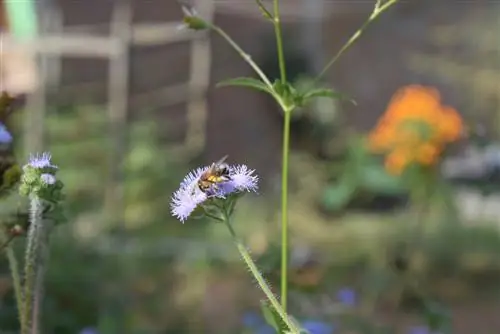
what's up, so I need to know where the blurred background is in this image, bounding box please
[1,0,500,333]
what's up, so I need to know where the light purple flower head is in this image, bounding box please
[171,162,258,223]
[41,173,56,185]
[0,123,12,144]
[25,152,58,170]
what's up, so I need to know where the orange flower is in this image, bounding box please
[385,149,410,175]
[368,85,463,175]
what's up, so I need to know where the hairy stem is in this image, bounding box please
[280,109,292,312]
[32,221,52,334]
[314,0,400,85]
[272,0,286,83]
[223,216,300,333]
[6,245,24,331]
[22,196,43,334]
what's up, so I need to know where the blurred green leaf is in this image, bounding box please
[301,88,356,105]
[422,300,452,333]
[260,300,288,334]
[359,164,405,195]
[322,179,357,211]
[217,77,272,95]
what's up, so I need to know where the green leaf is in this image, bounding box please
[359,164,405,195]
[216,77,272,95]
[422,301,452,333]
[302,88,357,105]
[255,0,273,20]
[322,179,357,211]
[260,300,288,334]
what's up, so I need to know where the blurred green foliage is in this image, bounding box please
[321,135,406,213]
[0,103,207,333]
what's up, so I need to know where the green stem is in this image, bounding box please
[272,0,286,83]
[211,24,273,89]
[222,216,300,333]
[271,0,292,313]
[280,108,292,312]
[313,0,399,85]
[6,245,24,331]
[22,196,43,334]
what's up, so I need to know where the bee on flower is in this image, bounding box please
[171,156,258,223]
[368,85,464,175]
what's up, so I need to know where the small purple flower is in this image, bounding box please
[40,173,56,185]
[0,123,12,144]
[171,162,258,223]
[79,328,99,334]
[255,324,276,334]
[242,311,265,329]
[302,320,335,334]
[25,152,57,170]
[337,287,356,306]
[407,326,430,334]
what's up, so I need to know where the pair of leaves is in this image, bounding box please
[216,77,355,111]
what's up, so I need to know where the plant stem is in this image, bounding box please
[6,245,24,331]
[271,0,292,313]
[211,25,273,89]
[32,221,52,334]
[22,196,43,334]
[313,0,399,85]
[222,217,300,333]
[272,0,286,83]
[280,109,292,312]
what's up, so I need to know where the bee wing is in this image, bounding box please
[213,154,228,166]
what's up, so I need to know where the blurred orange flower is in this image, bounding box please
[368,85,463,175]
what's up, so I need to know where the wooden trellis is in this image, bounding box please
[1,0,216,221]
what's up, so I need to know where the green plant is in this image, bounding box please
[175,0,401,332]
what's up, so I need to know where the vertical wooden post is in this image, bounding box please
[184,0,214,157]
[105,0,131,332]
[106,0,131,226]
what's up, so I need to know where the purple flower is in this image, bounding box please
[171,162,258,222]
[407,326,430,334]
[40,173,56,185]
[0,123,12,144]
[25,152,57,170]
[255,324,276,334]
[79,328,99,334]
[242,311,265,328]
[337,287,356,306]
[302,320,335,334]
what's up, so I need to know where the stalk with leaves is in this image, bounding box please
[175,0,400,332]
[17,153,64,334]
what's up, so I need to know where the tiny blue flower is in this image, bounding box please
[0,123,12,144]
[407,326,430,334]
[171,162,258,223]
[255,324,276,334]
[40,173,56,185]
[26,152,58,170]
[242,311,265,329]
[302,320,335,334]
[79,328,99,334]
[337,287,356,306]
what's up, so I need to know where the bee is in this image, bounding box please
[197,155,232,194]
